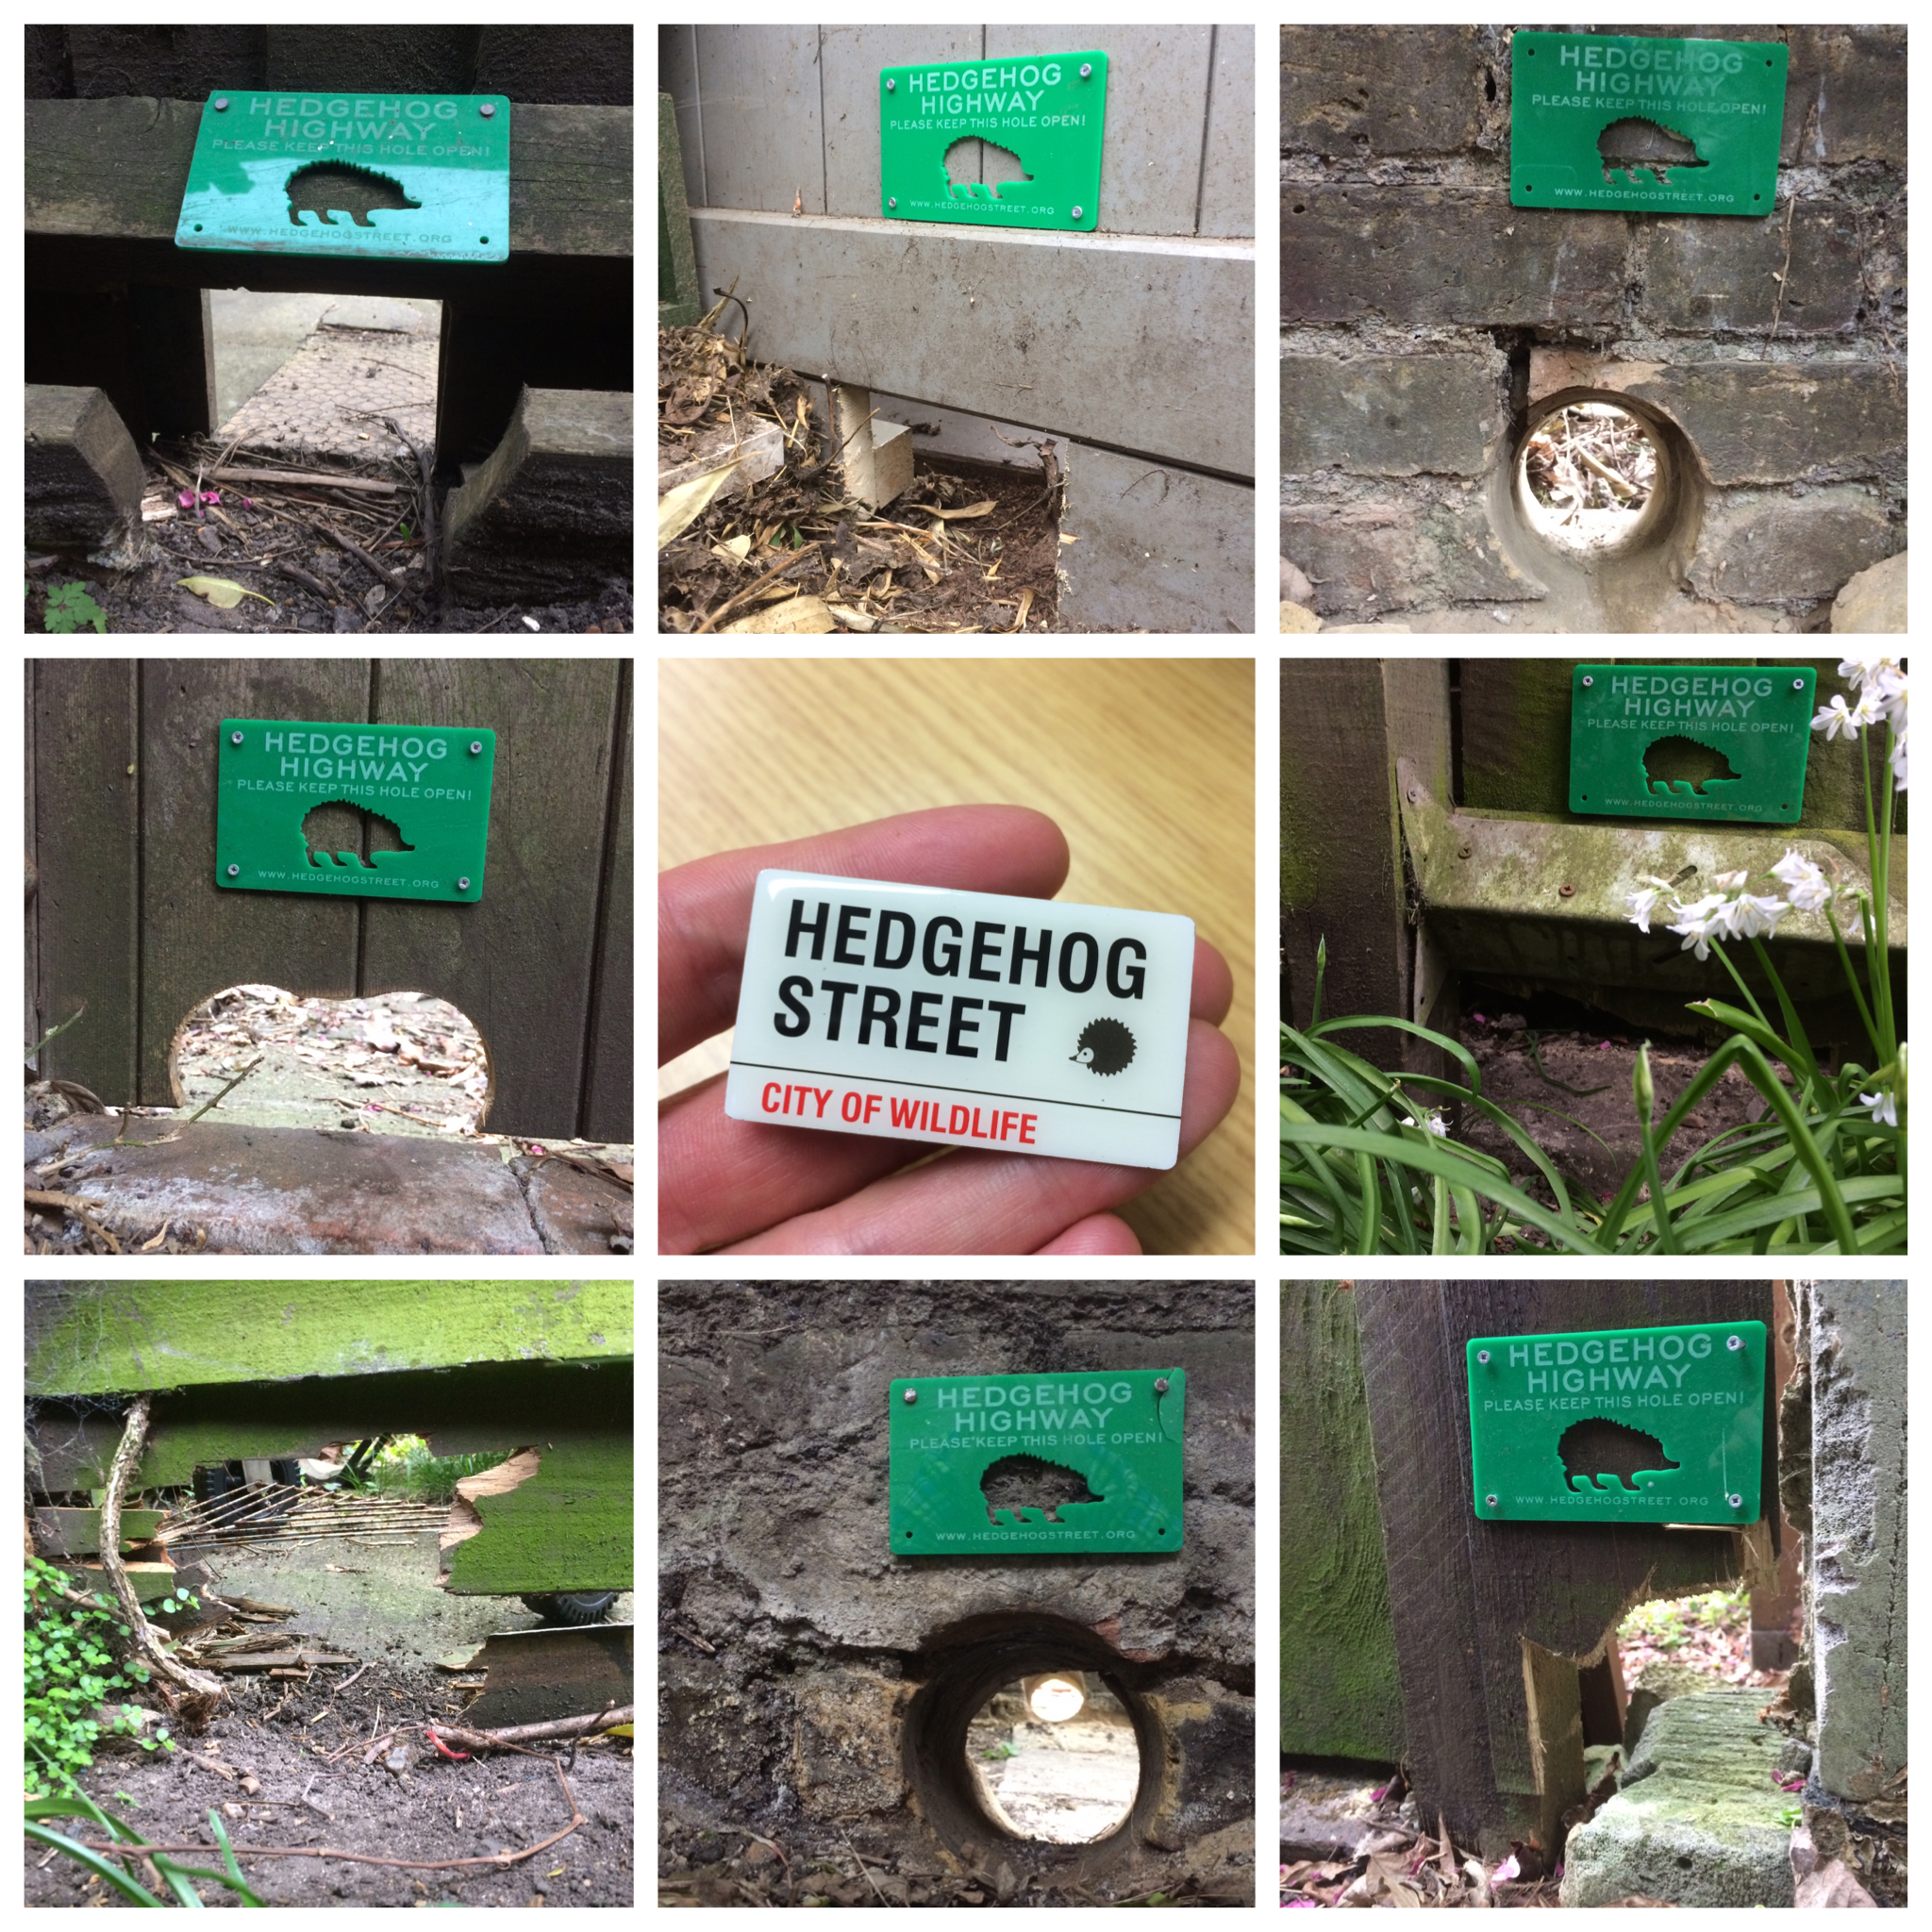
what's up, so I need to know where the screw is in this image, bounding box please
[1486,1494,1499,1508]
[1558,882,1576,898]
[888,197,897,209]
[480,102,495,118]
[903,1389,917,1405]
[1792,678,1805,690]
[457,877,471,891]
[226,863,240,877]
[886,77,896,91]
[1727,1493,1743,1508]
[469,741,482,755]
[214,97,229,111]
[1728,1334,1743,1351]
[1154,1377,1170,1394]
[1071,205,1084,219]
[1457,842,1473,859]
[230,730,243,744]
[1477,1350,1491,1364]
[1080,62,1092,78]
[1582,675,1593,687]
[1407,784,1419,803]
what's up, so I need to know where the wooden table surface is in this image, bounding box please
[658,657,1256,1255]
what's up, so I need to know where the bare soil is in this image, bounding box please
[1454,1009,1777,1247]
[25,1658,633,1907]
[27,436,630,637]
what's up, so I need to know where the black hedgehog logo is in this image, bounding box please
[1071,1018,1136,1076]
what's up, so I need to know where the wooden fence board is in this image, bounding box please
[360,658,625,1141]
[32,661,142,1104]
[1356,1279,1772,1856]
[581,663,633,1142]
[137,660,368,1104]
[1281,1282,1405,1761]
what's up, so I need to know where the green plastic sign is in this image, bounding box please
[1510,33,1787,216]
[1570,664,1815,823]
[1468,1321,1766,1524]
[879,52,1107,231]
[176,91,510,261]
[215,720,494,903]
[889,1368,1182,1555]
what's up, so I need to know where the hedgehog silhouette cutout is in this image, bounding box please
[1597,116,1709,186]
[1641,733,1742,796]
[1071,1017,1136,1075]
[1558,1418,1683,1493]
[285,160,422,228]
[941,137,1034,201]
[979,1453,1103,1524]
[301,801,415,871]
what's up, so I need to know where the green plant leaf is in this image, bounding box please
[42,582,108,634]
[24,1822,163,1906]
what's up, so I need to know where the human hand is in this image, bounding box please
[659,806,1240,1254]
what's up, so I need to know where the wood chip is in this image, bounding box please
[212,467,398,493]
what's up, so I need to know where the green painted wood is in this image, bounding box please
[26,97,632,268]
[442,1435,633,1594]
[360,658,625,1140]
[31,661,141,1105]
[1458,658,1904,834]
[1281,1283,1404,1761]
[582,663,633,1142]
[137,658,368,1105]
[32,1507,164,1555]
[25,1282,633,1397]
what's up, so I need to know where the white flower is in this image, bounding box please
[1771,849,1834,912]
[1400,1111,1449,1137]
[1814,693,1860,740]
[1857,1089,1898,1129]
[1626,885,1663,933]
[1728,894,1790,941]
[1666,893,1728,961]
[1712,869,1749,891]
[1890,723,1908,792]
[1851,684,1889,730]
[1839,654,1902,692]
[1875,667,1908,728]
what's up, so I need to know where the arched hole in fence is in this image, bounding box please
[1517,401,1660,557]
[167,984,492,1136]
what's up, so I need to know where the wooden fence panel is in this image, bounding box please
[360,658,625,1141]
[1357,1279,1774,1856]
[1458,657,1902,832]
[581,665,633,1144]
[32,661,144,1104]
[138,660,368,1105]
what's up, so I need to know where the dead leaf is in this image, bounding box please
[658,462,741,548]
[722,594,838,635]
[710,534,753,563]
[177,575,275,610]
[929,499,995,520]
[824,604,876,632]
[1008,587,1034,632]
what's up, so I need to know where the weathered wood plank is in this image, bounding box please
[1356,1280,1773,1857]
[26,664,41,1086]
[137,659,368,1105]
[32,1507,165,1556]
[442,1435,633,1594]
[360,659,623,1140]
[1281,1283,1404,1761]
[26,98,630,256]
[32,660,142,1105]
[25,1282,633,1396]
[580,662,633,1143]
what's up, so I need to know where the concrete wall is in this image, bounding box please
[658,1279,1256,1906]
[660,25,1257,631]
[1280,26,1906,631]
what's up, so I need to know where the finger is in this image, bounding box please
[1034,1212,1142,1257]
[716,1018,1241,1255]
[658,1074,921,1255]
[1190,937,1233,1024]
[659,806,1070,1064]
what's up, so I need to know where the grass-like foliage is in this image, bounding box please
[1283,658,1906,1257]
[26,1788,266,1907]
[354,1434,503,1504]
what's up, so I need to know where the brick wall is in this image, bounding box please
[1280,26,1906,630]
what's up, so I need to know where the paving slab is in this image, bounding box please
[515,1156,634,1255]
[1560,1690,1796,1907]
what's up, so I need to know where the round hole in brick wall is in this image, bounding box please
[903,1614,1161,1878]
[1518,401,1660,556]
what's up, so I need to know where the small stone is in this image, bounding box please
[1829,550,1906,633]
[1279,599,1321,633]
